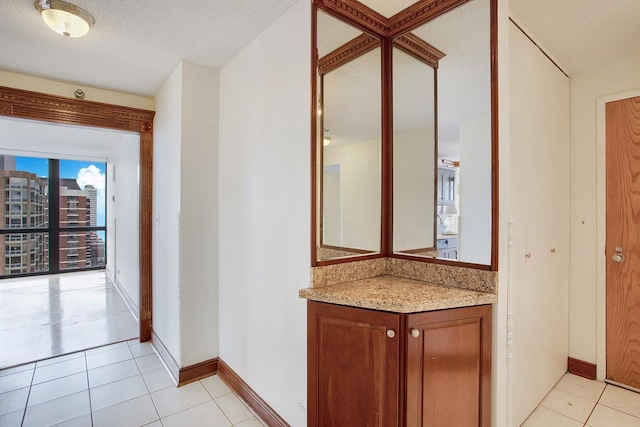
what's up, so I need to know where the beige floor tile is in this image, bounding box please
[599,384,640,418]
[86,341,128,356]
[0,370,33,394]
[151,381,212,418]
[142,367,175,393]
[521,406,584,427]
[135,354,164,374]
[90,375,148,411]
[0,363,34,378]
[27,372,88,407]
[32,358,86,385]
[36,352,85,368]
[234,417,266,427]
[0,409,24,427]
[586,404,640,427]
[141,421,163,427]
[201,375,232,399]
[539,388,596,422]
[92,394,159,427]
[22,391,90,427]
[555,373,606,402]
[128,342,155,358]
[86,346,133,370]
[161,401,232,427]
[215,393,253,424]
[88,359,140,388]
[52,414,92,427]
[0,387,30,416]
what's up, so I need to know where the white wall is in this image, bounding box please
[106,137,140,310]
[569,52,640,367]
[153,64,183,363]
[509,22,570,425]
[153,61,220,368]
[179,62,220,366]
[218,0,310,425]
[324,138,381,250]
[0,70,153,110]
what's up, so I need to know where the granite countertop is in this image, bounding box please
[299,275,496,313]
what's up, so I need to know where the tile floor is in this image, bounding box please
[0,271,138,369]
[522,373,640,427]
[0,340,266,427]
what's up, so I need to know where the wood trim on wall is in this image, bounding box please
[318,34,380,75]
[394,33,446,68]
[568,357,597,380]
[218,360,290,427]
[0,85,155,340]
[178,358,219,386]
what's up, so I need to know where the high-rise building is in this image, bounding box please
[0,156,49,275]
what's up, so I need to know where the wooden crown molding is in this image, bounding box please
[317,0,470,38]
[394,33,446,68]
[318,33,381,75]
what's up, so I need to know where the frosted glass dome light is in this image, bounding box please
[35,0,95,38]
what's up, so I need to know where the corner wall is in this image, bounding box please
[569,53,640,366]
[218,1,310,425]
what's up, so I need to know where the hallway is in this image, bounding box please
[0,271,137,369]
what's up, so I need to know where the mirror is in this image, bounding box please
[315,11,382,262]
[393,0,492,265]
[312,0,497,269]
[392,38,440,257]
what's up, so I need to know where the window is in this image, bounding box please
[0,156,106,277]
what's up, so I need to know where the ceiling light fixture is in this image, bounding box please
[323,137,331,146]
[34,0,95,38]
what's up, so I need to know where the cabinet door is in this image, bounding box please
[406,305,492,427]
[308,301,400,427]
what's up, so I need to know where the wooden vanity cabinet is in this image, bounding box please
[307,301,492,427]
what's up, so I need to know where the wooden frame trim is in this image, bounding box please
[568,357,597,380]
[318,34,381,75]
[0,85,156,340]
[394,33,446,68]
[218,359,289,427]
[311,0,499,271]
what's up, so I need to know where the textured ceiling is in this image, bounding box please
[510,0,640,74]
[1,1,638,99]
[0,0,298,97]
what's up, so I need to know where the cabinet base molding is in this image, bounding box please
[218,360,289,427]
[568,357,596,380]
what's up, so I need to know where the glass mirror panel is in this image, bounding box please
[392,46,436,256]
[316,11,382,262]
[407,0,492,264]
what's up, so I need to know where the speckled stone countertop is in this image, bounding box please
[299,275,496,313]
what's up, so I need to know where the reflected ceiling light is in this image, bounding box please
[323,137,331,146]
[35,0,95,38]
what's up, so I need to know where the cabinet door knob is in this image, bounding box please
[386,329,396,338]
[410,329,420,338]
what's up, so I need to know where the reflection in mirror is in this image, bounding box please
[316,11,382,262]
[397,0,492,265]
[392,44,438,256]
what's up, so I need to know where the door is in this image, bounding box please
[406,305,492,427]
[307,301,400,427]
[606,95,640,388]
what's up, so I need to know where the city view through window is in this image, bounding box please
[0,155,106,277]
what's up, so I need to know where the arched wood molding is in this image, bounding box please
[0,85,155,342]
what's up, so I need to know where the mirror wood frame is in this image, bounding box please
[0,85,154,340]
[311,0,498,271]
